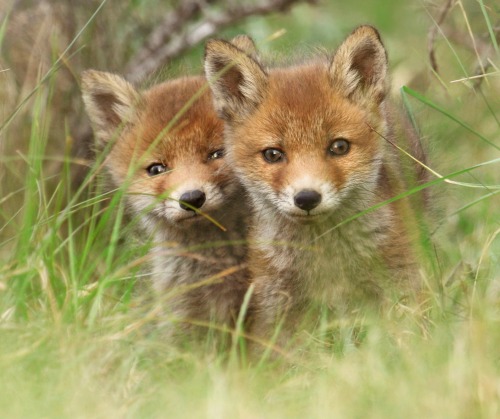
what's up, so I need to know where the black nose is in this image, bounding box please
[179,190,206,211]
[294,189,322,212]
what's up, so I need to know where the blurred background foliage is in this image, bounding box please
[0,0,498,282]
[1,0,498,254]
[0,1,499,417]
[0,0,496,156]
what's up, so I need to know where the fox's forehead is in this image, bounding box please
[130,77,224,159]
[133,115,223,160]
[247,64,371,143]
[142,76,219,129]
[268,63,332,106]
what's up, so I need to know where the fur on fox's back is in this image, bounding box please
[82,70,250,338]
[205,26,425,342]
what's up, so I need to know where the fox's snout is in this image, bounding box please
[294,189,322,212]
[179,189,206,211]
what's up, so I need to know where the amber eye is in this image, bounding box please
[262,148,285,163]
[328,138,350,156]
[146,163,168,176]
[208,149,224,160]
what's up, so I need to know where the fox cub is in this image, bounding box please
[205,26,425,344]
[81,69,250,338]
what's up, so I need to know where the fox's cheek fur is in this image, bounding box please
[120,161,234,227]
[230,121,383,217]
[239,156,379,217]
[102,136,234,227]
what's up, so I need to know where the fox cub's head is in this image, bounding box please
[82,71,237,229]
[205,26,390,222]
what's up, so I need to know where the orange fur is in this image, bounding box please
[205,26,424,349]
[82,71,250,341]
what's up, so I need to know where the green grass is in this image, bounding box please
[1,0,499,417]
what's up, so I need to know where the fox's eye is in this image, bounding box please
[263,148,285,163]
[328,138,350,156]
[146,163,168,176]
[208,149,224,160]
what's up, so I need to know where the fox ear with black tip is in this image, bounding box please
[204,38,267,122]
[329,25,388,106]
[81,70,143,148]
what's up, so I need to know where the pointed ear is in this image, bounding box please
[204,39,267,121]
[81,70,142,147]
[230,34,260,61]
[329,26,388,105]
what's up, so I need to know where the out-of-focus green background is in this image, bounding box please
[0,1,499,417]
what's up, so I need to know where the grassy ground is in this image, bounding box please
[1,0,499,417]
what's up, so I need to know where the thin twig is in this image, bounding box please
[427,0,455,75]
[123,0,211,81]
[124,0,316,83]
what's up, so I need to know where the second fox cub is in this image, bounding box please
[205,26,425,343]
[82,70,249,338]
